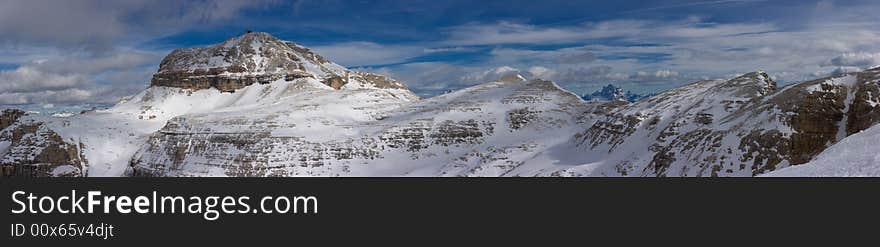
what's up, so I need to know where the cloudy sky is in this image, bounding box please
[1,0,880,106]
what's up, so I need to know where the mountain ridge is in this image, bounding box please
[2,32,879,177]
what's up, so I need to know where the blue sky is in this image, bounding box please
[2,0,880,105]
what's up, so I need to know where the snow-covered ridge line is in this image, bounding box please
[3,31,880,177]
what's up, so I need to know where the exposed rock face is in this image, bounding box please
[770,69,880,164]
[1,109,25,131]
[572,69,880,176]
[0,120,87,177]
[763,123,880,177]
[845,71,880,135]
[151,32,408,92]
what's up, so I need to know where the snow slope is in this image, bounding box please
[762,125,880,177]
[566,72,783,176]
[130,75,598,176]
[14,77,417,176]
[560,68,880,177]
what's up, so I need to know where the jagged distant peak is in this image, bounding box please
[581,84,647,102]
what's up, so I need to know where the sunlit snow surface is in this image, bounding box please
[762,125,880,177]
[126,76,598,177]
[29,77,417,176]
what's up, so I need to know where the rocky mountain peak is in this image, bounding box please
[150,31,409,92]
[581,84,648,102]
[219,31,281,46]
[719,71,778,97]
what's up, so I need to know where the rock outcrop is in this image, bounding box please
[0,109,25,131]
[0,120,87,177]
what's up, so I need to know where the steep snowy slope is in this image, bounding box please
[761,124,880,177]
[565,68,880,177]
[129,74,597,176]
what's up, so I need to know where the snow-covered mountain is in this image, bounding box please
[2,32,879,177]
[566,69,880,176]
[0,32,417,177]
[130,73,594,176]
[152,31,410,92]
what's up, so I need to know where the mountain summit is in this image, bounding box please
[152,31,408,92]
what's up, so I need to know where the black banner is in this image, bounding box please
[2,178,878,245]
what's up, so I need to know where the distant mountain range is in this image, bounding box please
[2,32,879,177]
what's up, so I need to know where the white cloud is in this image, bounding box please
[527,66,555,79]
[0,0,277,105]
[488,47,600,66]
[6,1,880,104]
[0,88,98,105]
[370,1,880,95]
[311,42,425,67]
[652,70,679,78]
[0,0,280,50]
[656,23,776,39]
[827,52,880,67]
[0,50,160,105]
[443,21,585,46]
[359,62,480,93]
[0,66,87,94]
[360,11,880,97]
[440,18,777,47]
[461,66,521,83]
[423,47,477,53]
